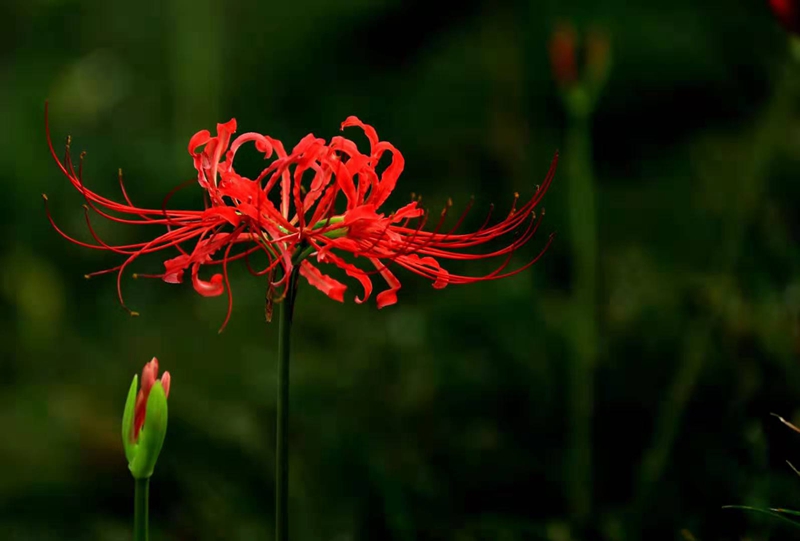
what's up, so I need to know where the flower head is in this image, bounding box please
[45,104,557,331]
[122,357,170,479]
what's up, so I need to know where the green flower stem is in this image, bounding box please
[134,477,149,541]
[564,102,597,526]
[276,265,299,541]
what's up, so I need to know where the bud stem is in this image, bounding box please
[134,477,150,541]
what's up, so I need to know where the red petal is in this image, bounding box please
[299,260,346,302]
[133,389,146,441]
[327,237,361,252]
[333,160,358,209]
[401,254,449,289]
[319,252,373,304]
[391,201,423,221]
[370,141,404,208]
[163,269,185,284]
[188,130,211,155]
[370,258,401,308]
[163,255,189,284]
[344,204,380,226]
[203,206,241,227]
[292,133,320,155]
[341,116,379,151]
[192,266,224,297]
[160,371,171,398]
[216,119,238,138]
[230,132,273,156]
[141,357,158,394]
[344,153,370,176]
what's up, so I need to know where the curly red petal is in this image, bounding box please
[191,265,225,297]
[299,260,346,302]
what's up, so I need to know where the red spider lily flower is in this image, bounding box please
[45,104,557,331]
[133,357,171,442]
[769,0,800,35]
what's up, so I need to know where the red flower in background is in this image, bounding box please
[769,0,800,34]
[45,104,557,330]
[549,24,579,87]
[548,22,611,91]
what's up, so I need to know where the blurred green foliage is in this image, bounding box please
[3,0,800,539]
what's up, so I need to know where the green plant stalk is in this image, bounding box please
[635,327,707,497]
[276,266,300,541]
[631,39,800,538]
[134,477,149,541]
[565,102,597,525]
[170,0,221,144]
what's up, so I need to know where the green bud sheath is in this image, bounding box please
[129,382,169,479]
[122,375,139,465]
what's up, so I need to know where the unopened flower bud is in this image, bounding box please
[549,22,612,117]
[549,23,579,88]
[549,23,612,89]
[122,357,170,479]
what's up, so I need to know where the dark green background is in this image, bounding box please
[3,0,800,539]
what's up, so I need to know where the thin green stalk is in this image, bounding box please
[170,0,221,140]
[635,326,707,497]
[276,267,299,541]
[134,477,149,541]
[630,38,800,539]
[565,106,598,526]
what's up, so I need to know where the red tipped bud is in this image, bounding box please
[549,22,612,117]
[122,357,171,479]
[133,357,170,442]
[549,23,579,87]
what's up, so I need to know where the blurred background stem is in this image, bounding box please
[565,100,598,528]
[631,38,800,536]
[170,0,221,162]
[134,477,149,541]
[276,268,299,541]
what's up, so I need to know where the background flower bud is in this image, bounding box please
[769,0,800,35]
